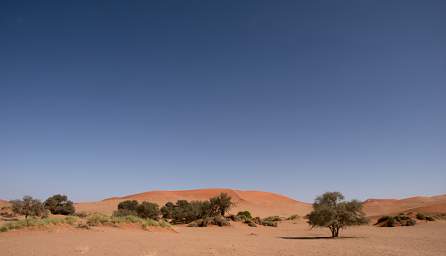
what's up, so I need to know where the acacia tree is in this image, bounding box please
[44,194,75,215]
[307,192,367,238]
[10,196,47,225]
[209,193,233,216]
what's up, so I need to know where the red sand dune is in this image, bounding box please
[76,188,312,217]
[362,194,446,217]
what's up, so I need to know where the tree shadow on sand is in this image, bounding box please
[279,236,363,240]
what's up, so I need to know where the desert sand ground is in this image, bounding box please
[1,220,445,256]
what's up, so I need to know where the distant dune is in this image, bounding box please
[3,191,446,218]
[362,194,446,217]
[76,188,312,217]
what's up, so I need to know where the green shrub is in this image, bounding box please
[416,213,426,220]
[161,202,175,219]
[209,193,233,216]
[376,214,418,227]
[0,216,80,232]
[213,215,230,226]
[64,216,79,225]
[86,213,111,226]
[286,214,299,220]
[137,202,160,220]
[158,219,171,228]
[10,196,48,222]
[263,216,281,222]
[247,221,257,227]
[118,200,139,212]
[113,209,138,217]
[261,220,278,227]
[44,194,75,215]
[111,215,143,224]
[141,219,160,229]
[404,219,416,226]
[236,211,253,221]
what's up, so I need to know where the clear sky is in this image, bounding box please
[1,1,445,202]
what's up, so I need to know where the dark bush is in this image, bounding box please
[161,202,175,219]
[10,196,48,225]
[261,219,278,227]
[236,211,252,221]
[209,193,233,216]
[213,215,230,226]
[426,216,435,221]
[136,202,160,220]
[44,194,75,215]
[118,200,139,212]
[404,218,416,226]
[416,213,426,220]
[263,216,281,222]
[113,209,138,217]
[286,214,299,220]
[376,214,417,227]
[246,220,257,227]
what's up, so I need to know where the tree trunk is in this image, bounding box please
[25,215,29,226]
[330,226,340,238]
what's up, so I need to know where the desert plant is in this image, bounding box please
[307,192,368,237]
[287,214,300,220]
[416,213,426,220]
[75,211,88,218]
[161,202,175,219]
[86,213,111,226]
[44,194,75,215]
[263,216,281,222]
[113,209,138,217]
[236,211,253,221]
[213,215,230,226]
[209,193,233,216]
[136,201,160,220]
[10,196,48,225]
[261,219,278,227]
[118,200,139,212]
[425,216,435,221]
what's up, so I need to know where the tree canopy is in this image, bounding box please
[307,192,368,237]
[10,196,47,224]
[44,194,75,215]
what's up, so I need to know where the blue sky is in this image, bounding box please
[1,1,445,202]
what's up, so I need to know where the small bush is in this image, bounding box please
[10,196,48,222]
[261,220,278,227]
[137,202,160,220]
[141,219,160,229]
[0,216,80,232]
[236,211,253,221]
[404,218,416,226]
[247,221,257,227]
[286,214,299,220]
[416,213,426,220]
[86,213,111,226]
[263,216,281,222]
[213,215,230,226]
[113,209,138,217]
[426,216,435,221]
[64,216,79,225]
[376,214,417,227]
[44,194,75,215]
[118,200,139,212]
